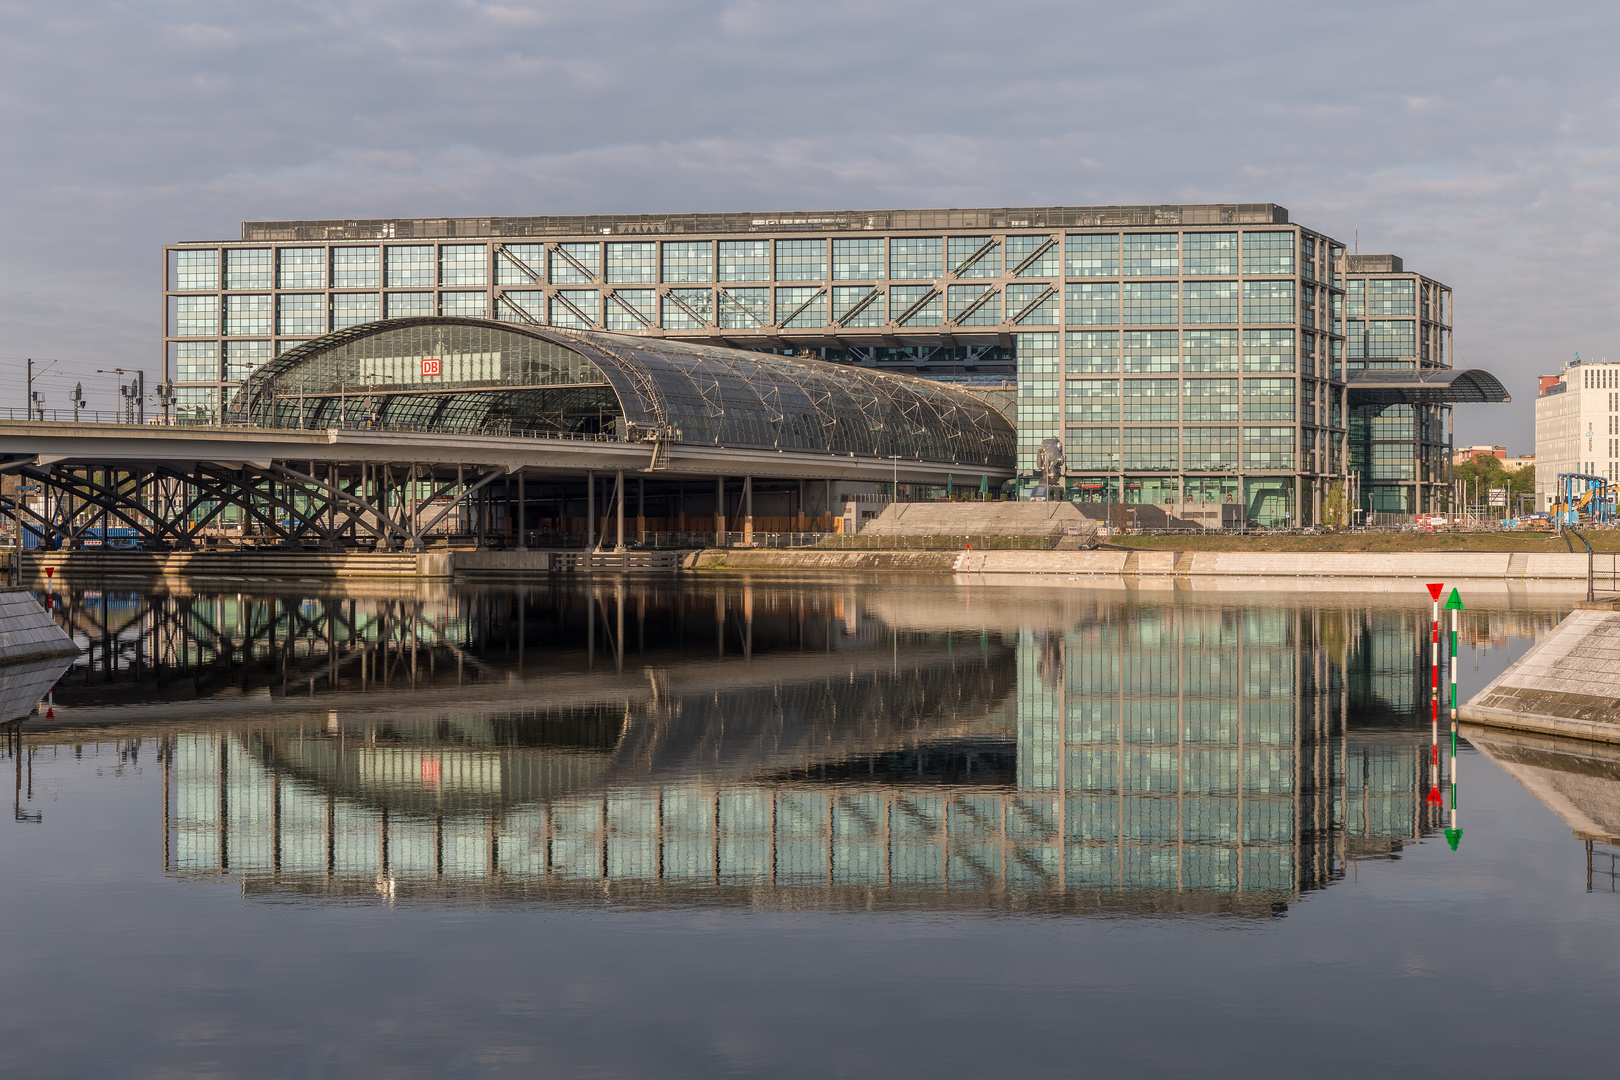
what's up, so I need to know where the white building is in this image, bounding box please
[1533,361,1620,509]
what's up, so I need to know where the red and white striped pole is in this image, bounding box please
[1425,582,1444,807]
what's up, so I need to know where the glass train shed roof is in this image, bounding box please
[242,318,1014,467]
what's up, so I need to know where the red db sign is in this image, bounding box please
[421,358,441,377]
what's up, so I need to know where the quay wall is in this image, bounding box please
[1462,609,1620,746]
[0,587,79,666]
[694,548,1599,581]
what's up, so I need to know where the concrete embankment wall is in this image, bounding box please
[0,587,79,665]
[692,548,1599,581]
[1462,609,1620,745]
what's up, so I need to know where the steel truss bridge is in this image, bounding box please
[0,420,1009,552]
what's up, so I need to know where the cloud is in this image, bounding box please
[1,0,1617,444]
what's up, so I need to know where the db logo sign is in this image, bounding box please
[421,358,442,377]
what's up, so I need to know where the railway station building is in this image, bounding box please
[163,203,1508,525]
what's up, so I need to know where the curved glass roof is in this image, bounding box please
[1345,368,1511,406]
[241,318,1014,466]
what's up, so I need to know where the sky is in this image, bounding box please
[3,0,1616,451]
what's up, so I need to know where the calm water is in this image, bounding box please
[3,578,1617,1079]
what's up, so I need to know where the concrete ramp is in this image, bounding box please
[1463,725,1620,841]
[1462,609,1620,744]
[860,501,1097,537]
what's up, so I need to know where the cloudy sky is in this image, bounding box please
[2,0,1614,450]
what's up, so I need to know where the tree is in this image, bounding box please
[1320,480,1350,529]
[1453,453,1534,512]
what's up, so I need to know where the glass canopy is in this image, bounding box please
[240,318,1014,466]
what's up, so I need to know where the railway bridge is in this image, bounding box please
[0,319,1014,551]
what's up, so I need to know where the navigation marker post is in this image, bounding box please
[1425,583,1444,807]
[1444,587,1465,849]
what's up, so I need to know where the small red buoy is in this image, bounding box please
[44,566,54,580]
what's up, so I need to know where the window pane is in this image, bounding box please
[496,244,545,285]
[551,243,600,285]
[1124,331,1178,373]
[1242,378,1295,421]
[1242,232,1294,276]
[1243,329,1295,372]
[1183,232,1238,276]
[330,293,378,330]
[1124,427,1178,470]
[891,285,941,326]
[1066,235,1118,278]
[277,294,326,336]
[889,237,942,280]
[332,247,380,288]
[1065,379,1119,423]
[224,340,272,382]
[440,290,487,319]
[175,250,218,290]
[605,242,655,284]
[1007,283,1057,325]
[717,287,768,328]
[174,341,219,382]
[1242,280,1295,324]
[1184,426,1239,469]
[662,288,712,329]
[1367,319,1415,357]
[1184,329,1239,373]
[774,240,826,282]
[440,245,488,287]
[1066,283,1118,326]
[386,246,434,288]
[1066,331,1119,374]
[1183,281,1237,325]
[224,294,271,336]
[496,290,544,323]
[947,284,998,326]
[605,289,655,329]
[832,286,883,327]
[551,290,600,328]
[832,238,884,281]
[1123,282,1177,325]
[1123,234,1177,277]
[1066,427,1120,471]
[775,286,826,328]
[1123,379,1179,422]
[718,241,769,282]
[173,295,219,337]
[385,292,433,319]
[947,236,998,278]
[278,248,325,289]
[1007,235,1058,277]
[1183,379,1239,421]
[224,249,272,290]
[662,242,712,284]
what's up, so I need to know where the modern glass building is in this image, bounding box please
[165,204,1502,525]
[1340,255,1455,514]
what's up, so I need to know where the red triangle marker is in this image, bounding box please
[1426,785,1444,806]
[1425,582,1444,601]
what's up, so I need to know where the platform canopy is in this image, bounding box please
[1344,368,1511,406]
[241,318,1014,468]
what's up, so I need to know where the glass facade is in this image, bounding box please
[165,205,1395,521]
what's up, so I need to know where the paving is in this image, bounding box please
[1462,609,1620,744]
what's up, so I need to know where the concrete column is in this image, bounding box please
[615,470,625,551]
[715,476,725,546]
[586,471,595,551]
[637,475,646,543]
[743,475,754,546]
[826,478,833,532]
[517,470,526,550]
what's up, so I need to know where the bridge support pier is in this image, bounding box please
[743,475,754,546]
[587,471,595,551]
[715,476,725,547]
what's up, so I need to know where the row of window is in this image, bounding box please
[1060,379,1300,423]
[1062,427,1298,472]
[169,230,1318,291]
[168,285,1321,338]
[1017,330,1304,375]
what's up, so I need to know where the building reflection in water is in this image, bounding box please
[57,582,1466,916]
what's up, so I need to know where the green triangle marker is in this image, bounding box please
[1445,828,1462,850]
[1444,588,1465,611]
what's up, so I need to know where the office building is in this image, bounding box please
[1534,358,1620,510]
